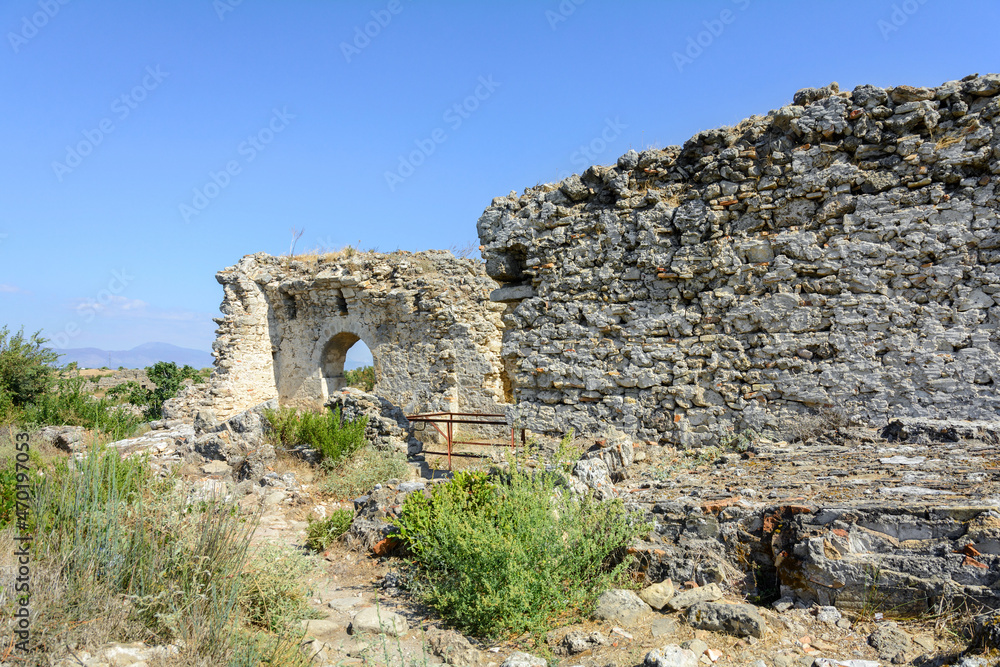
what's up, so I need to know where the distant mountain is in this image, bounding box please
[57,343,214,369]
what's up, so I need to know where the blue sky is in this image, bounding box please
[1,0,997,362]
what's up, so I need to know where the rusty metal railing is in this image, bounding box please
[405,412,525,471]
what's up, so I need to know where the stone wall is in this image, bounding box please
[478,74,1000,446]
[166,250,506,420]
[95,369,155,391]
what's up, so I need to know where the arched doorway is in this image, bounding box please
[321,332,376,394]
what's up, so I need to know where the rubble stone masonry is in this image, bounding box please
[478,74,1000,446]
[165,250,505,420]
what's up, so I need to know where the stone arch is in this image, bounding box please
[203,251,506,419]
[315,318,379,404]
[321,331,366,391]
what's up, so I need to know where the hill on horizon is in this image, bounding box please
[56,342,215,369]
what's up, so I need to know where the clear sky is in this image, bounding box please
[1,0,997,357]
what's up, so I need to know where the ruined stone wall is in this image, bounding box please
[478,74,1000,446]
[166,250,506,420]
[95,369,155,391]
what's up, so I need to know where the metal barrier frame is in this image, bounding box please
[405,412,525,470]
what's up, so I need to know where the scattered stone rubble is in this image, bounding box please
[478,73,1000,448]
[164,250,506,421]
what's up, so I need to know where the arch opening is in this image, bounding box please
[321,333,375,394]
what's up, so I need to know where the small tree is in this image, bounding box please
[0,327,60,407]
[108,362,203,420]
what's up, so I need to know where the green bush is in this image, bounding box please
[304,509,354,552]
[0,327,59,408]
[344,365,375,392]
[107,361,205,420]
[394,469,647,639]
[264,406,368,464]
[22,377,142,440]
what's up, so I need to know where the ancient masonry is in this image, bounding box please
[165,250,506,420]
[479,73,1000,446]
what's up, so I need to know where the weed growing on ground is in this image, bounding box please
[19,376,144,440]
[304,509,354,551]
[264,405,368,464]
[720,427,758,453]
[394,468,648,640]
[239,542,323,633]
[0,446,312,666]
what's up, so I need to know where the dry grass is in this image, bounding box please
[935,132,964,150]
[323,445,412,500]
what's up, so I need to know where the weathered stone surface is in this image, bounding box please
[686,601,767,638]
[500,651,546,667]
[193,409,217,434]
[300,618,343,642]
[477,73,1000,448]
[561,630,608,655]
[592,588,651,624]
[644,644,699,667]
[427,629,486,666]
[868,623,912,662]
[971,609,1000,652]
[326,387,422,455]
[350,607,408,636]
[35,425,86,452]
[638,580,676,610]
[165,250,506,421]
[665,583,723,611]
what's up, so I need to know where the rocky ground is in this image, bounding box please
[36,398,1000,667]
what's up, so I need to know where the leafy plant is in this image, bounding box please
[106,362,206,420]
[304,509,354,551]
[394,468,647,639]
[720,427,758,453]
[21,377,143,440]
[0,327,60,408]
[264,406,368,464]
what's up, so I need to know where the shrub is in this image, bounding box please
[344,365,375,392]
[0,327,59,408]
[22,377,143,439]
[238,542,321,633]
[304,509,354,551]
[264,406,368,464]
[394,468,647,639]
[107,361,205,420]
